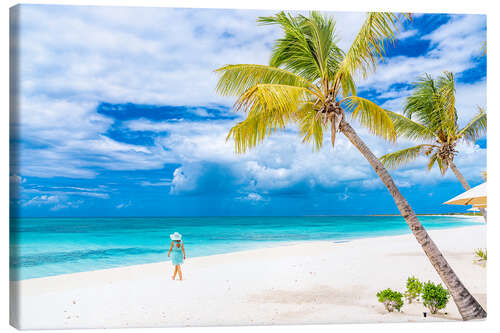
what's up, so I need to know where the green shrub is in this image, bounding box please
[421,281,450,314]
[404,276,423,303]
[377,288,404,312]
[474,248,487,262]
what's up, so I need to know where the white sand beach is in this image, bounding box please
[10,223,486,329]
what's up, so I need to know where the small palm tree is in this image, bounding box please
[380,72,487,221]
[215,11,486,320]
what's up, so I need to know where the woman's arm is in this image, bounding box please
[182,243,186,259]
[168,241,173,257]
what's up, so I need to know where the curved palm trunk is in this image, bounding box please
[449,161,487,222]
[339,120,486,320]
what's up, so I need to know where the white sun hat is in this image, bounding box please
[170,232,182,241]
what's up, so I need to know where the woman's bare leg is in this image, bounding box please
[172,266,178,280]
[178,266,183,281]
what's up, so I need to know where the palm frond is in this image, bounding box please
[456,107,487,142]
[226,83,315,153]
[295,102,324,151]
[338,68,357,98]
[404,74,441,129]
[302,11,341,81]
[436,71,458,135]
[386,110,436,141]
[380,144,434,169]
[436,155,448,175]
[335,12,411,80]
[258,11,339,83]
[235,83,313,116]
[226,108,285,154]
[215,64,320,97]
[342,96,396,142]
[403,72,461,141]
[427,152,438,171]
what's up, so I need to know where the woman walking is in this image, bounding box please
[168,232,186,280]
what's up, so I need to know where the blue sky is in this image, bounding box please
[10,5,487,217]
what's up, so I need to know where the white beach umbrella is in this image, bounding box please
[467,207,480,212]
[444,182,487,206]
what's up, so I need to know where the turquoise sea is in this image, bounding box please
[10,216,478,280]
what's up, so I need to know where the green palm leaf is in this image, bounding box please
[386,110,436,141]
[338,68,357,98]
[436,71,458,136]
[380,144,436,169]
[342,96,396,142]
[404,74,442,130]
[215,64,320,97]
[226,83,316,153]
[336,12,410,80]
[436,155,448,175]
[456,107,487,142]
[258,11,341,82]
[427,152,438,171]
[226,107,284,154]
[295,102,324,151]
[235,84,314,116]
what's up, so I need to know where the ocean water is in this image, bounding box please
[10,216,478,280]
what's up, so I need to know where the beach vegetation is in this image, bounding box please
[379,72,487,222]
[474,248,487,263]
[215,11,486,320]
[422,281,450,314]
[404,276,423,303]
[377,288,404,312]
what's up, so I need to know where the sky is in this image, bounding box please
[10,5,487,217]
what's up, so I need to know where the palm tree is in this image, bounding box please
[215,11,486,320]
[380,72,487,221]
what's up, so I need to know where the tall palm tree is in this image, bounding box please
[380,72,487,221]
[215,11,486,320]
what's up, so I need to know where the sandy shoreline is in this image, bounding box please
[10,223,486,329]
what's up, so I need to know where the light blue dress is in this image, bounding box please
[171,241,184,266]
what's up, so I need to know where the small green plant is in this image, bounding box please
[377,288,404,312]
[421,281,450,314]
[474,248,487,262]
[404,276,423,303]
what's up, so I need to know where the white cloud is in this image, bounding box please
[238,192,265,201]
[20,184,112,210]
[140,180,172,187]
[23,187,110,199]
[116,201,131,209]
[13,5,302,179]
[169,165,200,194]
[359,14,486,93]
[122,114,486,196]
[455,79,487,126]
[23,195,60,207]
[22,194,83,211]
[398,29,418,40]
[51,200,84,211]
